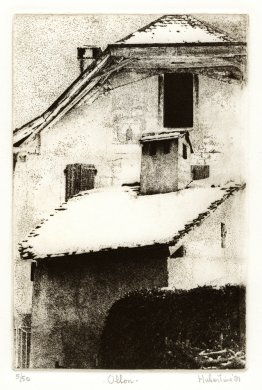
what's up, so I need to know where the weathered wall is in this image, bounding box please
[168,189,247,289]
[30,246,169,368]
[13,69,246,315]
[190,75,247,185]
[140,139,178,194]
[177,139,192,190]
[13,72,158,315]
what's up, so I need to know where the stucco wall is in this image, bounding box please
[13,70,246,315]
[30,246,169,368]
[168,189,247,289]
[190,75,247,185]
[140,139,178,194]
[177,139,192,190]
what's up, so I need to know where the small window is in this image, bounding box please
[182,144,187,159]
[149,143,157,156]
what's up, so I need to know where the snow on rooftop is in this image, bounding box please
[20,185,233,260]
[116,15,233,45]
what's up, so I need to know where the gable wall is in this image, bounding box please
[168,189,247,289]
[13,68,246,316]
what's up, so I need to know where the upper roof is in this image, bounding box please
[116,15,234,45]
[13,15,246,148]
[18,183,244,261]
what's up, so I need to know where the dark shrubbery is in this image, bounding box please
[99,285,245,369]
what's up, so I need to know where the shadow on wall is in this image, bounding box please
[99,285,246,369]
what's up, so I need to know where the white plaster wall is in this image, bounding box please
[13,70,246,315]
[140,140,179,194]
[177,139,192,189]
[168,189,247,289]
[191,75,247,185]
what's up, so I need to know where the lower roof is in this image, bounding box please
[19,183,244,261]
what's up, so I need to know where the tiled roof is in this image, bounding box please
[116,15,234,45]
[18,183,245,261]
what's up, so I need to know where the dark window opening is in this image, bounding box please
[30,262,37,282]
[163,140,171,154]
[149,143,157,156]
[182,144,187,159]
[163,73,193,128]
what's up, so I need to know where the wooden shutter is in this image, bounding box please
[191,165,210,180]
[64,164,97,201]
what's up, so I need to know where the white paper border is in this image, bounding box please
[1,1,262,389]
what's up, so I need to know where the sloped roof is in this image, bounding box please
[13,53,131,147]
[19,183,244,261]
[13,15,245,147]
[116,15,234,45]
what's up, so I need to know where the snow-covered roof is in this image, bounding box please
[116,15,234,45]
[13,15,246,147]
[19,184,244,261]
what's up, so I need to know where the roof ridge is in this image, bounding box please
[116,14,233,45]
[191,15,234,42]
[115,15,164,43]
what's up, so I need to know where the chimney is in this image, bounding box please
[77,46,102,74]
[140,131,193,195]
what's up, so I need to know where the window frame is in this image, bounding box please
[158,73,197,132]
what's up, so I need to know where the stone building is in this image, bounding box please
[13,15,247,368]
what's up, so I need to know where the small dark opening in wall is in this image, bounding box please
[92,47,102,59]
[221,223,227,248]
[183,144,187,159]
[77,47,86,59]
[30,262,37,282]
[191,165,210,180]
[170,245,186,258]
[163,140,171,154]
[149,143,157,156]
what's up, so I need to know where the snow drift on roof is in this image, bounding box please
[19,184,243,260]
[116,15,233,45]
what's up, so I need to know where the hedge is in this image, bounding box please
[99,285,245,369]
